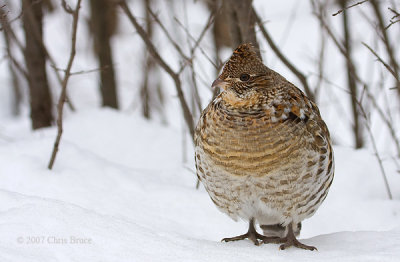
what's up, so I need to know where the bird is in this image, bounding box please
[194,43,334,251]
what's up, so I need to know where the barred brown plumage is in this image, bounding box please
[194,43,334,251]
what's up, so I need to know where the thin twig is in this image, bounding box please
[332,0,369,16]
[174,17,219,70]
[364,86,400,157]
[183,165,200,188]
[389,7,400,17]
[386,7,400,29]
[253,7,315,102]
[357,88,393,200]
[61,0,74,14]
[0,7,22,115]
[190,10,215,57]
[52,65,110,76]
[0,7,23,31]
[118,0,195,140]
[147,8,189,61]
[1,3,75,111]
[369,0,400,94]
[386,18,400,29]
[176,10,216,72]
[314,1,327,100]
[8,53,29,79]
[312,1,367,87]
[0,7,25,53]
[178,7,216,115]
[0,1,40,31]
[362,42,400,86]
[0,7,29,79]
[48,0,82,170]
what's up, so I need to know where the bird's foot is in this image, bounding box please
[262,222,317,251]
[222,230,271,246]
[278,237,317,251]
[221,218,275,246]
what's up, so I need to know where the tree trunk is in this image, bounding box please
[90,0,119,109]
[141,0,154,119]
[226,0,261,58]
[206,0,261,100]
[22,0,53,129]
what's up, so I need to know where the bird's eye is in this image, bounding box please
[239,73,250,82]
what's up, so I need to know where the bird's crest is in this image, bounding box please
[233,43,259,57]
[220,43,268,81]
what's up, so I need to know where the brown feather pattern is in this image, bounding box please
[194,43,334,242]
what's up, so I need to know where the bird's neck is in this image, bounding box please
[219,90,265,111]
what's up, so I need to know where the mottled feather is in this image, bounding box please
[194,43,334,249]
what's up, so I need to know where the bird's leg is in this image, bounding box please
[262,222,317,251]
[221,218,270,246]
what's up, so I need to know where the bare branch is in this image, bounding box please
[61,0,74,14]
[1,8,22,115]
[52,65,111,76]
[0,6,23,31]
[167,7,216,117]
[314,2,327,100]
[174,17,219,70]
[311,1,367,87]
[369,0,400,94]
[364,86,400,157]
[313,0,366,148]
[147,8,189,61]
[332,0,369,16]
[182,9,216,116]
[118,0,195,139]
[385,18,400,29]
[190,9,216,55]
[386,7,400,29]
[357,89,393,200]
[0,7,25,52]
[0,7,29,79]
[48,0,82,170]
[8,53,29,79]
[389,7,400,18]
[253,7,315,102]
[362,42,400,86]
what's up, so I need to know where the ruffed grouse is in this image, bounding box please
[194,43,334,250]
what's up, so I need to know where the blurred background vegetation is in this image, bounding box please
[0,0,399,197]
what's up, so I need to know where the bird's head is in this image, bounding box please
[212,43,270,97]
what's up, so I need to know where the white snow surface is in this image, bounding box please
[0,109,400,262]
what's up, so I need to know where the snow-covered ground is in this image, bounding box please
[0,109,399,261]
[1,0,400,261]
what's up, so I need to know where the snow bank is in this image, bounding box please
[0,109,399,261]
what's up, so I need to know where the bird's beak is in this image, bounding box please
[212,77,229,90]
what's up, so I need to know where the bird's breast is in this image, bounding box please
[196,101,311,178]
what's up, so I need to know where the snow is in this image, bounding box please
[0,109,400,261]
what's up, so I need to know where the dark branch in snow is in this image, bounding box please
[48,0,82,170]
